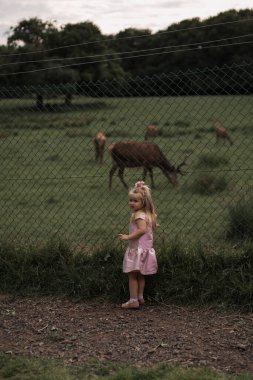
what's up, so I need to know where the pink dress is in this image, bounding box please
[123,212,158,275]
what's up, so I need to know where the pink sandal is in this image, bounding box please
[138,298,145,305]
[121,300,139,309]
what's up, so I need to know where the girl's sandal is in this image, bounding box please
[121,300,139,309]
[138,298,145,305]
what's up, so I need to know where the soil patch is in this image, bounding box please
[0,295,252,374]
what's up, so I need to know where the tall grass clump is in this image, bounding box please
[190,174,228,195]
[0,238,125,300]
[0,238,75,295]
[196,153,230,169]
[190,153,229,195]
[0,238,252,311]
[226,198,253,242]
[153,241,253,311]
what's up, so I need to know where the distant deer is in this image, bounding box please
[94,132,106,164]
[210,119,233,146]
[109,141,186,189]
[144,124,159,140]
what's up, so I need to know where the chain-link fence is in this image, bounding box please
[0,61,252,248]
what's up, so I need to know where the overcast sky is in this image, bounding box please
[0,0,252,45]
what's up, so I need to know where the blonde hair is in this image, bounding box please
[129,181,157,230]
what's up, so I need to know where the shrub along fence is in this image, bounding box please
[0,61,252,247]
[0,239,252,311]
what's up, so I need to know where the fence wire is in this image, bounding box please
[0,61,252,248]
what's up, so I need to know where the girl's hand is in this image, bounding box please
[118,234,129,241]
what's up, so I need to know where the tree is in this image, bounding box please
[7,17,57,47]
[56,22,125,81]
[5,18,81,104]
[109,28,153,76]
[1,9,253,96]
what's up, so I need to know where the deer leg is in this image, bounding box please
[143,167,155,188]
[109,161,118,189]
[100,145,105,164]
[148,168,155,189]
[224,136,232,145]
[95,142,99,162]
[143,168,147,181]
[118,167,128,189]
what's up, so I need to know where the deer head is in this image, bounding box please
[164,158,187,186]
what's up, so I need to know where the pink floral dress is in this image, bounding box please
[123,212,158,275]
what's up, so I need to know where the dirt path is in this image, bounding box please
[0,294,252,374]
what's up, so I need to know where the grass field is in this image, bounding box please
[0,95,252,246]
[1,354,252,380]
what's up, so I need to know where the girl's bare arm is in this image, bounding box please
[119,219,147,241]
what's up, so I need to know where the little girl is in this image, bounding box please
[119,180,158,309]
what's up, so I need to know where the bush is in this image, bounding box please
[0,239,125,301]
[190,174,228,195]
[0,239,253,311]
[226,199,253,241]
[196,153,229,169]
[153,241,253,311]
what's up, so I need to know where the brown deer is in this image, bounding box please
[144,124,159,140]
[94,132,106,164]
[109,141,186,189]
[210,119,233,146]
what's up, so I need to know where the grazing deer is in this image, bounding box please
[210,119,233,146]
[144,124,159,140]
[94,132,106,164]
[109,141,186,189]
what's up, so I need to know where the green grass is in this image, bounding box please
[226,198,253,241]
[0,354,252,380]
[0,239,252,310]
[0,95,252,245]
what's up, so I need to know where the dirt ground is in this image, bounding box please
[0,294,252,375]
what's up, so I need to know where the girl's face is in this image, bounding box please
[129,193,143,212]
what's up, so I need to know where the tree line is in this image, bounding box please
[0,8,252,96]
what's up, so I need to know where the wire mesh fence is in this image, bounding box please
[0,61,252,248]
